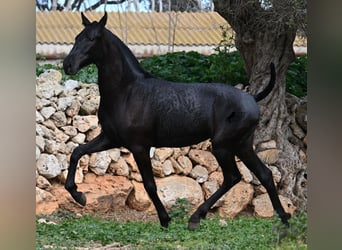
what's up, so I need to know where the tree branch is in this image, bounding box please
[85,0,127,11]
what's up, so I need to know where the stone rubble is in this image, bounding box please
[35,69,305,220]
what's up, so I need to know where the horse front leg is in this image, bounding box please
[130,145,171,228]
[65,132,114,206]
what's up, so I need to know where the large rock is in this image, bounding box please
[122,153,139,172]
[236,160,253,183]
[36,175,52,190]
[57,96,73,111]
[36,110,44,123]
[80,96,100,115]
[151,159,164,177]
[36,70,63,99]
[155,176,204,210]
[61,125,78,137]
[66,100,81,117]
[79,174,133,210]
[218,181,254,218]
[188,149,219,173]
[127,181,152,211]
[108,148,121,162]
[154,148,174,163]
[202,180,224,208]
[190,165,208,183]
[36,153,61,179]
[151,159,174,177]
[72,133,86,144]
[173,155,192,175]
[63,79,79,91]
[89,151,111,175]
[50,173,133,214]
[109,157,130,177]
[257,149,280,164]
[38,69,62,84]
[73,115,98,133]
[59,168,84,184]
[44,139,59,154]
[36,187,59,215]
[268,165,282,185]
[40,106,56,120]
[51,111,67,127]
[252,193,296,218]
[208,171,223,186]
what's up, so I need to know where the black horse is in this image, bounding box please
[63,12,290,230]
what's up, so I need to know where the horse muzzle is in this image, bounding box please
[63,57,79,75]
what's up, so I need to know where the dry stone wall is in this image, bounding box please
[36,69,301,219]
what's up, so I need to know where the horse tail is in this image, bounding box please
[253,63,276,102]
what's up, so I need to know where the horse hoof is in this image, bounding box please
[74,192,87,206]
[281,213,291,227]
[79,193,87,206]
[188,221,200,231]
[160,217,171,228]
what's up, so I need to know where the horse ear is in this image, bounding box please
[81,12,91,27]
[99,12,107,27]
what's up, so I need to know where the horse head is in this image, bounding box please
[63,12,107,75]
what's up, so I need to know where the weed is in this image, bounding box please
[169,198,191,221]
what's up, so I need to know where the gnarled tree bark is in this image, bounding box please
[214,0,307,210]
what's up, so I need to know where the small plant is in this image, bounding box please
[214,25,235,54]
[169,198,191,221]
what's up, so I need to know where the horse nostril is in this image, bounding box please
[63,61,72,74]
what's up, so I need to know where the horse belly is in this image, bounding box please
[154,114,211,147]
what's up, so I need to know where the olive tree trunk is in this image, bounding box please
[214,0,307,210]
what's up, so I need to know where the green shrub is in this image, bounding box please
[286,55,307,97]
[36,52,306,98]
[140,50,248,85]
[141,52,307,97]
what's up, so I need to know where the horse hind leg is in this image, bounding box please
[65,132,114,206]
[188,145,241,230]
[236,138,291,226]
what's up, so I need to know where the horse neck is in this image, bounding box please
[95,31,137,96]
[113,35,150,78]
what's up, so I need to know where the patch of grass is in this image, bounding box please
[36,209,307,250]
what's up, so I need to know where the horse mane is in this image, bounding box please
[104,29,152,79]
